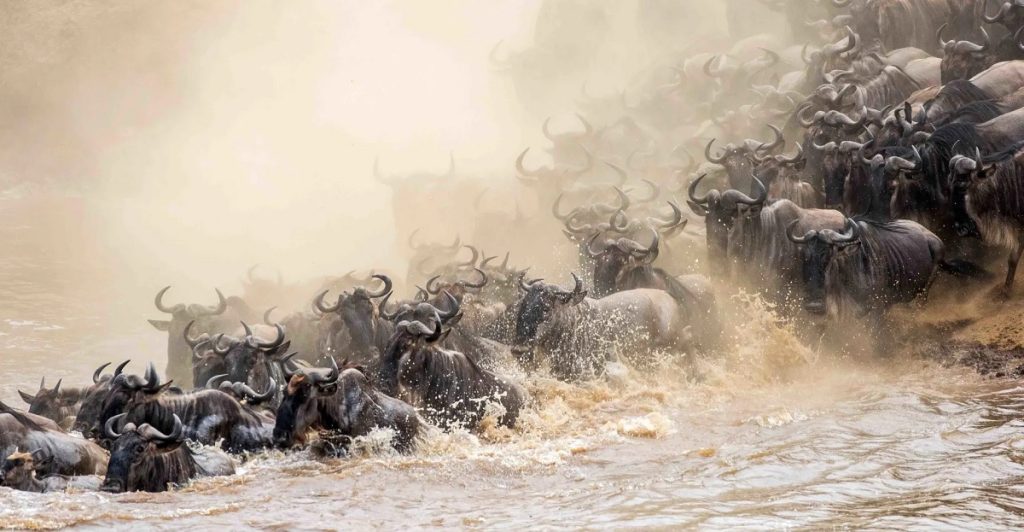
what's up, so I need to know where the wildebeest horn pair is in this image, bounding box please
[154,286,227,316]
[786,219,858,244]
[105,413,183,443]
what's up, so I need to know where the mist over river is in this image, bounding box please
[4,1,1024,530]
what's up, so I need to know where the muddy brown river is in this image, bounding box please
[3,198,1024,530]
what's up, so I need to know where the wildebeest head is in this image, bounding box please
[315,275,392,357]
[513,273,587,350]
[586,227,659,297]
[0,449,51,488]
[101,413,186,493]
[95,363,172,440]
[938,25,991,84]
[379,290,461,330]
[149,286,227,333]
[19,377,75,424]
[211,321,288,387]
[149,286,228,385]
[687,173,768,273]
[424,267,488,302]
[982,0,1024,31]
[272,357,340,448]
[73,360,130,437]
[816,140,867,209]
[949,149,997,235]
[515,146,594,192]
[798,101,865,177]
[787,218,859,315]
[704,125,784,189]
[884,146,929,220]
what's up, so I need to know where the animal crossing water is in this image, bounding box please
[2,204,1024,529]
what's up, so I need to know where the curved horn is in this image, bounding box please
[92,362,111,384]
[213,334,232,356]
[951,154,979,175]
[195,289,227,317]
[779,143,804,164]
[551,193,574,221]
[984,0,1014,24]
[366,274,393,299]
[206,374,228,390]
[377,290,397,321]
[649,201,685,231]
[459,268,488,289]
[756,125,784,153]
[183,320,202,349]
[104,413,127,440]
[515,148,541,178]
[737,174,768,206]
[313,289,341,313]
[436,290,461,322]
[253,322,285,350]
[586,232,608,258]
[704,139,726,164]
[143,362,160,391]
[826,219,859,244]
[234,380,276,403]
[519,273,541,292]
[786,220,817,243]
[114,360,131,377]
[937,23,951,50]
[687,173,711,204]
[425,276,442,295]
[142,414,183,443]
[154,286,181,314]
[263,307,276,325]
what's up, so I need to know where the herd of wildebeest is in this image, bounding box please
[5,0,1024,495]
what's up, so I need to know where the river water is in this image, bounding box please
[2,197,1024,530]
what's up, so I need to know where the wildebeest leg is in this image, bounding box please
[1002,239,1024,298]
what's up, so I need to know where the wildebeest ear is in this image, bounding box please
[146,380,175,395]
[686,200,708,217]
[18,390,35,404]
[148,320,171,332]
[570,290,588,306]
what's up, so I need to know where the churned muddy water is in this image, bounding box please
[4,2,1024,530]
[2,199,1024,530]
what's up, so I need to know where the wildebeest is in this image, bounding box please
[949,145,1024,296]
[380,319,527,430]
[19,377,84,430]
[0,402,107,477]
[273,358,420,453]
[314,275,394,363]
[886,107,1024,241]
[513,274,694,380]
[95,364,274,453]
[787,218,943,332]
[149,286,228,387]
[704,124,785,190]
[688,174,846,307]
[72,360,131,437]
[0,450,68,493]
[208,321,290,408]
[101,413,235,493]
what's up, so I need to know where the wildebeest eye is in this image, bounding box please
[135,443,146,454]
